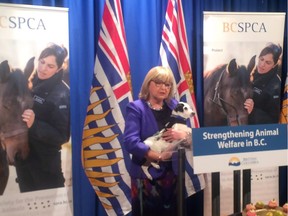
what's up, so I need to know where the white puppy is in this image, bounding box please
[142,102,195,180]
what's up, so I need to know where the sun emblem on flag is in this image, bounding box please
[184,70,195,94]
[82,86,123,210]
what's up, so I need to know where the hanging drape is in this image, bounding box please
[0,0,287,215]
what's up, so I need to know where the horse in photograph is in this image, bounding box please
[142,102,194,180]
[0,60,33,195]
[203,56,256,126]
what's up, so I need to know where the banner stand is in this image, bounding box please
[202,11,286,215]
[212,173,220,216]
[233,170,241,213]
[212,169,251,216]
[279,166,288,204]
[242,169,251,209]
[214,171,251,216]
[0,3,71,216]
[213,170,251,216]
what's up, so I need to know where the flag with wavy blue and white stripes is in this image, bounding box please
[81,0,132,215]
[159,0,206,197]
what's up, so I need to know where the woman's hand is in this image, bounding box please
[22,109,35,128]
[160,150,173,161]
[244,98,254,114]
[145,128,190,162]
[145,149,174,162]
[162,128,186,142]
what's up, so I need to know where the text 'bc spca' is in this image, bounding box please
[0,16,46,30]
[223,22,266,32]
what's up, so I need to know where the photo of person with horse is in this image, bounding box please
[203,57,255,126]
[203,42,283,127]
[16,43,70,192]
[245,42,283,124]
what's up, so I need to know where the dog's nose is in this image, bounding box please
[190,112,195,117]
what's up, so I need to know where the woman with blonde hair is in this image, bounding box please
[124,66,204,216]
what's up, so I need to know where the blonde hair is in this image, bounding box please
[138,66,175,102]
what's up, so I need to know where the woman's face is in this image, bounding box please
[37,55,60,80]
[148,79,171,102]
[257,53,275,74]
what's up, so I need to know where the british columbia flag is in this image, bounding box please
[81,0,132,215]
[159,0,206,196]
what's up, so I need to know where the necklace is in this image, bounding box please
[147,101,163,111]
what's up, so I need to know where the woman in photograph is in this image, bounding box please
[246,43,282,124]
[17,43,70,192]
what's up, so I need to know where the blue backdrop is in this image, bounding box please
[0,0,287,215]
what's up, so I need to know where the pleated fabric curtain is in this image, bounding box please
[0,0,287,215]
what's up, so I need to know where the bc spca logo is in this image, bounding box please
[228,157,241,166]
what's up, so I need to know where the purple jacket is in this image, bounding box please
[123,98,178,179]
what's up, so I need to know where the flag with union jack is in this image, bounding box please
[159,0,206,196]
[280,75,288,123]
[81,0,132,215]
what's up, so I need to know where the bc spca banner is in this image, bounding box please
[0,3,72,216]
[199,12,286,216]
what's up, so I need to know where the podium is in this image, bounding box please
[192,123,288,215]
